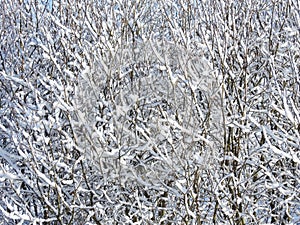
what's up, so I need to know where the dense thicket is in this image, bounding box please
[0,0,299,224]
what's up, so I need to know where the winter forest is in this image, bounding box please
[0,0,299,224]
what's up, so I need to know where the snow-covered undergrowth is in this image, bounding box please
[0,0,299,224]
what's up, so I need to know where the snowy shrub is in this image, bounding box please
[0,0,299,224]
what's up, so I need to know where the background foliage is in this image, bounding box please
[0,0,299,224]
